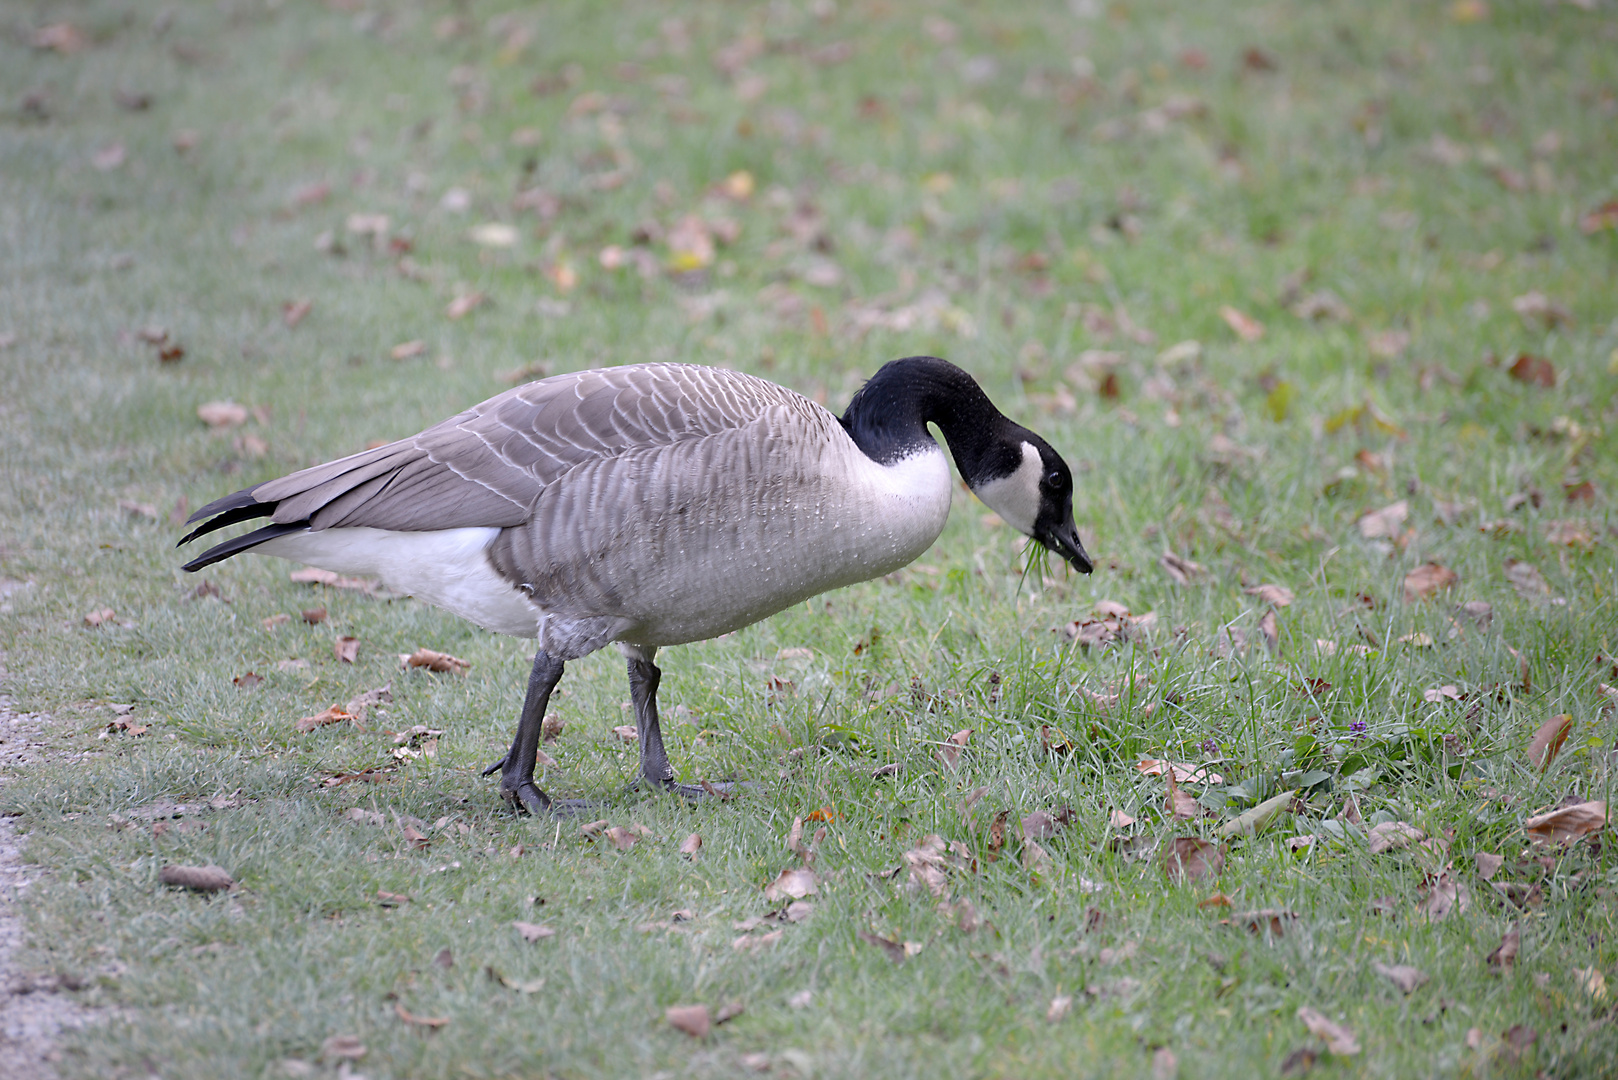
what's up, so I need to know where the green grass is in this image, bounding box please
[2,0,1617,1076]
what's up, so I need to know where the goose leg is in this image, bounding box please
[627,648,749,800]
[486,650,582,816]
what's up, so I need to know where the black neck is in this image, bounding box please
[839,356,1017,482]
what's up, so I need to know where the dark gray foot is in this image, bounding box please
[492,651,569,816]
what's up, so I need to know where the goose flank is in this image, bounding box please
[180,356,1093,813]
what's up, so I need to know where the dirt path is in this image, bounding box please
[0,655,89,1079]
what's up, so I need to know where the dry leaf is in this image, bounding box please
[1503,559,1550,600]
[1220,305,1265,342]
[1511,291,1571,329]
[857,929,907,963]
[985,809,1009,863]
[391,340,427,361]
[334,636,359,663]
[445,292,485,319]
[665,1004,710,1039]
[1046,995,1073,1023]
[513,921,555,943]
[1368,821,1425,854]
[290,567,381,593]
[1233,909,1299,938]
[1258,610,1279,654]
[1166,772,1201,820]
[1158,551,1207,585]
[680,833,702,858]
[1507,353,1557,388]
[158,864,234,892]
[197,401,248,429]
[83,607,117,627]
[1528,714,1572,772]
[938,728,972,769]
[282,299,313,328]
[394,1002,449,1028]
[1022,806,1074,841]
[1418,873,1469,922]
[902,834,952,898]
[402,648,470,674]
[295,705,353,734]
[1358,500,1409,540]
[763,867,817,902]
[1137,759,1224,784]
[1403,562,1458,602]
[1109,809,1136,829]
[1524,800,1606,844]
[375,890,411,906]
[1297,1007,1360,1055]
[321,1035,366,1061]
[1577,967,1608,1001]
[1163,837,1225,884]
[1487,922,1520,969]
[1244,584,1294,607]
[1372,962,1429,994]
[604,826,641,851]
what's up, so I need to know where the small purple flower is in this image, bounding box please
[1349,719,1369,739]
[1200,737,1220,757]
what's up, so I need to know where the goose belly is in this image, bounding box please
[254,526,541,637]
[498,442,955,647]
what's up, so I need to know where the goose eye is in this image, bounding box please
[1045,471,1064,489]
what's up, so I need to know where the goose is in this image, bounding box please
[180,356,1093,813]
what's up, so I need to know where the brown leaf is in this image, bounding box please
[321,1035,366,1061]
[1137,759,1224,784]
[79,607,114,628]
[1403,562,1458,602]
[902,835,951,898]
[1524,800,1606,844]
[857,929,907,963]
[1486,921,1520,970]
[402,648,469,674]
[603,826,642,851]
[1158,551,1207,585]
[871,762,901,779]
[197,401,249,429]
[665,1004,711,1039]
[513,921,555,943]
[394,1002,449,1028]
[1528,714,1572,772]
[611,724,638,742]
[233,672,263,689]
[1163,838,1225,884]
[334,636,360,663]
[1166,772,1202,820]
[1258,610,1279,655]
[940,728,974,770]
[374,890,411,906]
[282,299,313,328]
[1368,821,1425,854]
[1233,909,1299,938]
[158,864,234,892]
[1503,559,1550,600]
[1219,305,1265,342]
[1296,1006,1360,1055]
[679,833,702,858]
[1511,291,1571,329]
[1022,806,1074,841]
[1506,353,1557,388]
[1418,873,1469,922]
[390,340,427,361]
[290,567,382,593]
[1372,961,1429,994]
[714,1000,745,1025]
[1357,500,1409,540]
[32,22,87,53]
[1244,584,1294,607]
[762,867,817,902]
[295,705,353,734]
[445,292,485,320]
[1046,995,1073,1022]
[985,809,1009,863]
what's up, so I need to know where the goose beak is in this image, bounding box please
[1040,519,1094,575]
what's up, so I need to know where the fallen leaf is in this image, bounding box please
[1487,921,1520,969]
[1511,291,1571,329]
[334,636,359,663]
[1046,995,1073,1022]
[290,567,381,593]
[1198,892,1233,910]
[732,929,783,953]
[985,809,1009,863]
[391,340,427,361]
[1166,772,1201,820]
[321,1035,366,1061]
[1404,562,1458,602]
[871,762,901,779]
[445,292,485,320]
[1137,759,1224,784]
[580,819,609,836]
[1475,852,1504,879]
[1507,353,1557,388]
[665,1004,710,1038]
[1022,806,1074,841]
[1368,821,1425,854]
[281,299,312,328]
[295,705,353,734]
[1158,551,1207,585]
[715,1000,745,1025]
[83,608,117,627]
[1220,305,1265,342]
[32,22,86,53]
[92,143,127,171]
[375,890,411,906]
[611,724,638,742]
[1524,800,1606,844]
[604,826,641,851]
[513,921,556,943]
[1358,500,1409,540]
[857,929,907,963]
[938,728,972,769]
[1418,873,1469,922]
[401,648,470,674]
[1109,809,1136,829]
[1163,838,1225,884]
[1577,967,1608,1001]
[1258,610,1279,654]
[902,834,952,898]
[1503,559,1551,600]
[1244,584,1294,607]
[763,867,817,902]
[158,864,234,892]
[470,223,518,248]
[1372,961,1429,994]
[1296,1006,1360,1055]
[394,1002,449,1028]
[233,672,263,689]
[1528,714,1572,772]
[197,401,249,429]
[1233,909,1299,938]
[680,833,702,858]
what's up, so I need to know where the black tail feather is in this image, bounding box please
[180,521,309,573]
[177,500,277,546]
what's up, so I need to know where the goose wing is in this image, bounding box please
[184,365,801,540]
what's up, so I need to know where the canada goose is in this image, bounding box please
[180,356,1093,813]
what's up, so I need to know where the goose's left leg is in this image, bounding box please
[480,650,591,816]
[625,645,747,800]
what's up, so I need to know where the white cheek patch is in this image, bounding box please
[972,441,1043,536]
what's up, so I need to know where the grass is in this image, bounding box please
[2,0,1617,1076]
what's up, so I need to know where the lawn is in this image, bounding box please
[2,1,1617,1077]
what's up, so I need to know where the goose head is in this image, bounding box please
[968,429,1093,575]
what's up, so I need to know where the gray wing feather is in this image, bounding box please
[248,365,802,534]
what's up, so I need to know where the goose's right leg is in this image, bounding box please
[481,650,587,815]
